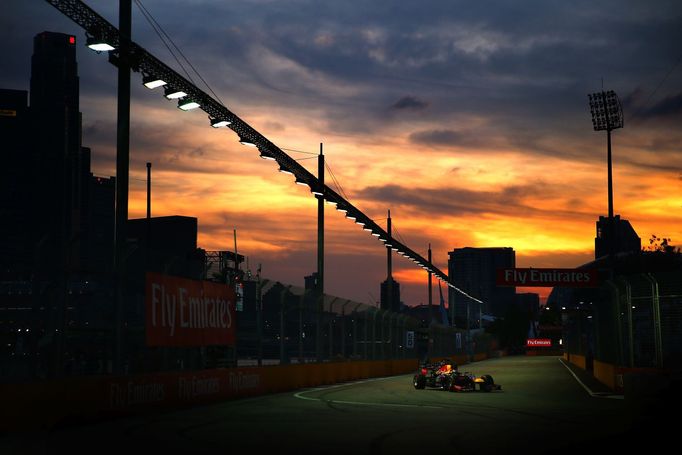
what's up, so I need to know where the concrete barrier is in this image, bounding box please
[568,353,586,370]
[1,358,419,431]
[593,359,618,391]
[2,354,495,432]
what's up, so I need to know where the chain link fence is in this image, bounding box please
[563,271,682,369]
[1,276,497,381]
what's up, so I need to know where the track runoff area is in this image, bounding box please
[4,356,666,455]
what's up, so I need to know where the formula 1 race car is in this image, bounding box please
[412,359,502,392]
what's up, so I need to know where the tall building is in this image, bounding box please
[84,172,116,274]
[0,89,32,279]
[594,215,641,259]
[448,247,516,321]
[1,32,116,379]
[29,31,89,276]
[127,216,204,280]
[380,278,401,313]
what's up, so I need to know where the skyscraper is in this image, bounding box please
[380,278,401,312]
[0,89,32,279]
[594,215,641,260]
[448,247,516,322]
[30,31,87,276]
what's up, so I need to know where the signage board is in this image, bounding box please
[496,268,598,288]
[526,338,552,347]
[405,331,414,349]
[145,272,236,347]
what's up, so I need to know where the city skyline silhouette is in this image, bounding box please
[2,0,681,306]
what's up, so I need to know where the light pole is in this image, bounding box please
[588,90,624,257]
[386,209,393,312]
[113,0,132,375]
[316,143,324,361]
[428,244,433,323]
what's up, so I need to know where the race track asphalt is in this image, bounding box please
[1,356,665,454]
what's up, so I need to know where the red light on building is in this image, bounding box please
[69,36,76,45]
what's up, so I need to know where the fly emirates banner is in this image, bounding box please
[145,272,236,346]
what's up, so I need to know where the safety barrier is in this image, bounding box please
[1,358,419,431]
[568,353,586,370]
[2,352,493,432]
[593,359,618,391]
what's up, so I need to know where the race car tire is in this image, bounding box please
[481,374,494,392]
[440,376,452,391]
[413,374,426,389]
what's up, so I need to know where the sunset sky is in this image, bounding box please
[3,0,681,307]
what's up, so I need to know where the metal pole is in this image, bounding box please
[428,244,433,323]
[605,280,623,366]
[387,210,392,311]
[233,229,238,274]
[299,293,305,363]
[601,91,616,259]
[363,311,368,359]
[113,0,132,375]
[257,275,263,366]
[624,279,634,367]
[380,311,386,359]
[316,143,324,361]
[146,162,151,219]
[328,297,339,358]
[352,312,358,358]
[279,286,290,365]
[145,162,151,256]
[466,301,471,361]
[371,310,377,360]
[352,303,361,359]
[645,273,663,368]
[341,300,351,359]
[607,128,614,220]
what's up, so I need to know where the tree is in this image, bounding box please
[645,235,679,254]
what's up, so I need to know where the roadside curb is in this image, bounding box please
[559,358,624,400]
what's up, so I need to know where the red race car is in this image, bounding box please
[413,359,502,392]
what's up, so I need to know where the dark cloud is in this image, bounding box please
[516,250,594,269]
[408,129,467,147]
[635,93,682,120]
[391,96,429,111]
[359,182,594,220]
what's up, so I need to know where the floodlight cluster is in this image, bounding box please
[588,90,624,131]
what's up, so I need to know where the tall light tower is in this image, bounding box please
[316,143,324,361]
[588,90,624,256]
[113,0,132,375]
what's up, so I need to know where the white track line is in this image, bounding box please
[293,376,444,409]
[559,358,624,400]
